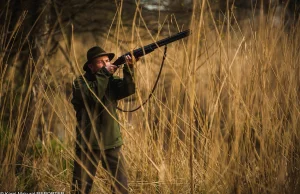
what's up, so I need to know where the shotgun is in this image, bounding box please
[113,29,191,66]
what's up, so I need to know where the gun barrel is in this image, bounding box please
[113,29,191,66]
[155,29,191,48]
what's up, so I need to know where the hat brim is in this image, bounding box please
[83,53,115,71]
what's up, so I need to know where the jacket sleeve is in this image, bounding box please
[113,65,136,100]
[71,67,111,113]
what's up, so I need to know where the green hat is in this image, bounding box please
[83,46,115,71]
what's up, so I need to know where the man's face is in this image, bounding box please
[88,55,111,73]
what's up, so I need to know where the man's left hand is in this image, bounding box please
[125,55,139,68]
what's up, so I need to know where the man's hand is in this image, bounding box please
[105,64,118,75]
[125,55,139,68]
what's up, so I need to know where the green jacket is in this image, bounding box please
[71,65,135,150]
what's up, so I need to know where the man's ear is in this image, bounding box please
[87,63,93,70]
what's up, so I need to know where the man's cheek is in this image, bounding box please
[97,63,103,69]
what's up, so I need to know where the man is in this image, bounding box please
[71,46,137,194]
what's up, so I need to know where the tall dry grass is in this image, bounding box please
[0,1,299,193]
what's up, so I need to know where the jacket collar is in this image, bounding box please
[84,71,96,81]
